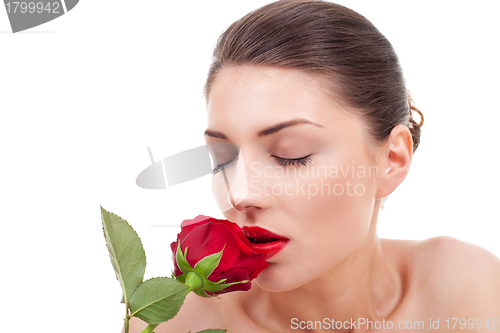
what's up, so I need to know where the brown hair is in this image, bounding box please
[204,0,424,152]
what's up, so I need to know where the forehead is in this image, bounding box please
[207,66,345,127]
[205,66,377,161]
[207,65,332,104]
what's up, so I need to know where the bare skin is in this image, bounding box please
[128,237,500,333]
[126,66,500,333]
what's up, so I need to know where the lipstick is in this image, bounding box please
[242,226,289,260]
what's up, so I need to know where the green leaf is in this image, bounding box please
[193,245,224,278]
[129,277,189,325]
[101,206,146,304]
[195,329,227,333]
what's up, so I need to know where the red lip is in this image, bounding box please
[242,226,289,260]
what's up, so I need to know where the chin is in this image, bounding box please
[253,263,307,293]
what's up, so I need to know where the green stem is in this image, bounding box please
[140,324,159,333]
[124,316,129,333]
[185,271,204,293]
[124,303,130,333]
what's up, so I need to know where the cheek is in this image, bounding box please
[285,180,371,265]
[262,160,376,285]
[211,160,250,222]
[278,158,376,236]
[211,173,232,216]
[308,164,375,233]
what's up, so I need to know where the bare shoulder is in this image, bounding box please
[409,236,500,316]
[128,290,243,333]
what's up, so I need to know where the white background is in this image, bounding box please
[1,1,499,332]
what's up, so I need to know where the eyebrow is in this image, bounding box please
[204,118,324,139]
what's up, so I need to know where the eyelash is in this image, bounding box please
[273,154,312,167]
[211,157,239,174]
[211,154,312,174]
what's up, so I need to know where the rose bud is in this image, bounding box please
[170,215,268,297]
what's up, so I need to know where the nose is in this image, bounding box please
[225,152,265,213]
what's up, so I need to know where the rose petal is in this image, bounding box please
[170,240,178,254]
[209,267,252,294]
[233,234,255,254]
[232,252,269,280]
[206,219,255,254]
[170,240,183,276]
[180,215,212,228]
[171,215,268,294]
[181,222,239,273]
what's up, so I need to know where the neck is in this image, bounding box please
[241,199,403,332]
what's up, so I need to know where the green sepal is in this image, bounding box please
[176,242,193,274]
[193,245,224,278]
[192,287,211,298]
[175,273,186,284]
[202,278,250,293]
[173,242,248,296]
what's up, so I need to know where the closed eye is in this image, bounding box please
[273,154,312,167]
[212,156,239,174]
[212,154,312,174]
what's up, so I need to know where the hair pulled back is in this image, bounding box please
[204,0,424,152]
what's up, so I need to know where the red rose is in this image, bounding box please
[170,215,268,296]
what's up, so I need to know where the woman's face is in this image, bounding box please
[205,66,382,292]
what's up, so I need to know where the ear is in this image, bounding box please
[375,124,413,199]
